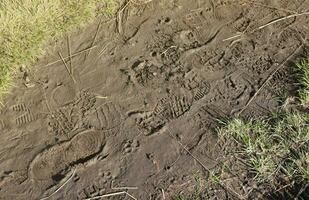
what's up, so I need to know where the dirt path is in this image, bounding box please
[0,0,309,199]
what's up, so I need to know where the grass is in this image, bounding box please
[0,0,118,98]
[297,58,309,108]
[212,57,309,199]
[173,57,309,199]
[219,113,308,183]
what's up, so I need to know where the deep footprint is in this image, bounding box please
[29,130,105,181]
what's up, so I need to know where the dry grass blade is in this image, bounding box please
[165,128,211,173]
[58,52,76,83]
[236,43,304,116]
[224,11,309,43]
[111,181,138,190]
[255,11,309,31]
[248,1,297,14]
[83,191,137,200]
[86,20,102,58]
[45,46,98,67]
[67,35,73,75]
[130,0,154,6]
[39,169,76,200]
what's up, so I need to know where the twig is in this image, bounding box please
[39,169,76,200]
[83,191,137,200]
[236,43,304,116]
[254,11,309,31]
[162,188,166,199]
[130,0,153,6]
[58,52,76,83]
[166,127,247,200]
[160,46,178,56]
[222,34,242,42]
[111,180,138,190]
[99,42,113,57]
[248,1,297,14]
[165,128,210,173]
[86,20,102,58]
[95,95,108,99]
[116,0,131,34]
[223,11,309,42]
[295,183,309,199]
[44,46,97,67]
[67,35,73,75]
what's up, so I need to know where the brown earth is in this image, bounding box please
[0,0,309,199]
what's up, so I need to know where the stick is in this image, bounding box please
[223,11,309,42]
[83,191,137,200]
[236,43,304,116]
[255,11,309,31]
[111,180,138,190]
[165,128,211,173]
[165,127,245,199]
[58,52,76,83]
[130,0,153,6]
[248,1,297,14]
[86,20,102,58]
[162,188,166,200]
[116,0,130,34]
[39,169,76,200]
[222,34,242,42]
[44,46,97,67]
[67,35,73,75]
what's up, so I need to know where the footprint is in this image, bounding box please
[128,111,165,135]
[0,120,6,130]
[154,95,193,120]
[15,112,37,126]
[193,81,210,101]
[88,102,123,130]
[98,170,113,184]
[78,184,103,200]
[30,130,105,181]
[51,84,76,107]
[11,103,28,112]
[123,139,140,154]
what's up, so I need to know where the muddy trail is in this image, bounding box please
[0,0,309,199]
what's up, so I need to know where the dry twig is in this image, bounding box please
[44,46,97,67]
[236,43,304,116]
[58,52,76,83]
[84,191,137,200]
[39,169,76,200]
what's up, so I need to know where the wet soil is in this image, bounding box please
[0,0,309,199]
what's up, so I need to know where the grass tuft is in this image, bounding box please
[217,112,309,198]
[297,58,309,108]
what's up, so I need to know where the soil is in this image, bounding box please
[0,0,309,199]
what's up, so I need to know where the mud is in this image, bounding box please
[0,0,309,199]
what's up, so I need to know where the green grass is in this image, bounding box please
[174,57,309,199]
[297,58,309,108]
[0,0,118,98]
[219,112,308,184]
[212,57,309,199]
[218,113,308,199]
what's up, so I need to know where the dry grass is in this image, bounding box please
[0,0,118,98]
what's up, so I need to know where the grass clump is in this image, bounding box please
[297,58,309,108]
[175,57,309,199]
[0,0,118,98]
[208,57,309,199]
[215,113,308,199]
